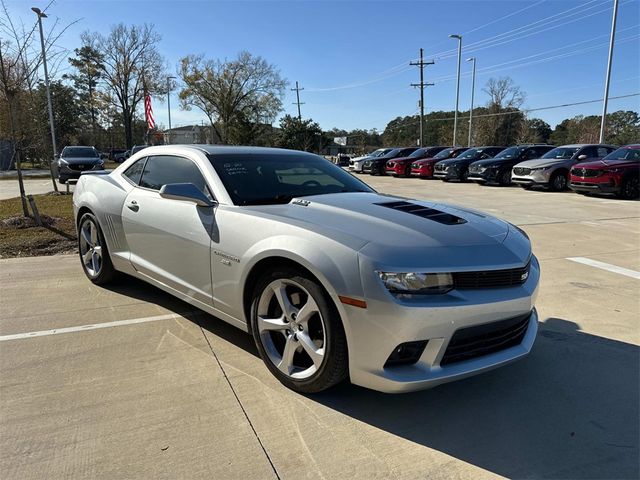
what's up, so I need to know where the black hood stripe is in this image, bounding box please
[375,201,467,225]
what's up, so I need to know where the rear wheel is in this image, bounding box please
[618,176,639,200]
[250,268,348,393]
[78,212,116,285]
[549,171,568,191]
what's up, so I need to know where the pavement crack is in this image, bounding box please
[197,322,281,480]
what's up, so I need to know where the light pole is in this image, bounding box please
[32,7,58,192]
[449,34,462,147]
[599,0,619,143]
[166,76,176,144]
[466,57,476,148]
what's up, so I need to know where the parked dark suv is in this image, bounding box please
[434,146,506,181]
[57,146,104,184]
[468,144,555,186]
[363,147,419,175]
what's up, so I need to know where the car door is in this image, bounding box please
[121,154,216,305]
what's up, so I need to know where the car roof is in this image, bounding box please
[152,144,322,159]
[558,144,616,148]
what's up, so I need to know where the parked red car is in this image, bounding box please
[385,146,448,177]
[569,144,640,200]
[410,147,469,178]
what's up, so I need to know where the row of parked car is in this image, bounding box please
[348,144,640,200]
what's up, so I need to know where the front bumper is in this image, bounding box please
[342,255,540,393]
[433,166,461,180]
[349,161,365,173]
[468,169,499,183]
[512,170,551,186]
[410,166,434,178]
[569,179,619,194]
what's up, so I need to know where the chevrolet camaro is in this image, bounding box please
[73,145,539,393]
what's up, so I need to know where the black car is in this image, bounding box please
[109,148,127,162]
[467,145,555,186]
[363,147,419,175]
[434,146,506,182]
[57,146,104,184]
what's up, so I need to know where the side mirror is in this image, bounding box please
[159,183,215,207]
[577,154,588,160]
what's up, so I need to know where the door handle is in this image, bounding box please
[127,200,139,212]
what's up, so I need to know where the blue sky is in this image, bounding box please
[5,0,640,131]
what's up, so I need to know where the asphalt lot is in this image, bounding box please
[1,176,638,479]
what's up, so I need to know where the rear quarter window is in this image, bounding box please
[123,158,146,185]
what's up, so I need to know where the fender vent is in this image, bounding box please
[375,201,467,225]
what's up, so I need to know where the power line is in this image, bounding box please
[291,81,304,119]
[410,48,435,146]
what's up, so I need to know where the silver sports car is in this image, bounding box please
[73,145,539,393]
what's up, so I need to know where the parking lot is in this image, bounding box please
[1,177,638,479]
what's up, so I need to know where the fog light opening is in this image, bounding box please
[384,340,428,368]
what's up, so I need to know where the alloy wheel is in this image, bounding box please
[79,218,103,277]
[553,173,567,190]
[622,177,639,199]
[256,278,327,379]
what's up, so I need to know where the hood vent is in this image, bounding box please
[375,200,467,225]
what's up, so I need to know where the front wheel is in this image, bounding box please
[549,171,568,191]
[499,170,512,186]
[250,268,348,393]
[78,212,116,284]
[618,176,640,200]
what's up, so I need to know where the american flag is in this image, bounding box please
[144,93,155,130]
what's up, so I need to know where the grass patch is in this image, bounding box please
[0,193,76,258]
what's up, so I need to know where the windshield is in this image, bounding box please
[603,147,640,162]
[494,147,524,160]
[542,147,579,159]
[210,154,374,205]
[380,148,401,159]
[62,147,98,158]
[433,148,453,159]
[456,148,481,160]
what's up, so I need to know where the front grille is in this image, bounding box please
[434,164,447,172]
[387,162,395,168]
[453,260,530,289]
[69,163,92,171]
[572,168,601,178]
[376,200,467,225]
[513,167,531,176]
[441,312,532,365]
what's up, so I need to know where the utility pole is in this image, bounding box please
[291,81,304,119]
[166,76,175,144]
[466,57,477,147]
[449,34,463,147]
[410,48,434,147]
[32,7,58,192]
[600,0,619,143]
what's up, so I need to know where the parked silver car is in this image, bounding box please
[349,148,393,173]
[73,145,539,394]
[511,144,617,191]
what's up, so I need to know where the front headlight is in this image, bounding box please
[531,166,550,172]
[378,272,453,294]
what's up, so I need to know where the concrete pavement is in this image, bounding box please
[1,177,638,479]
[0,178,73,200]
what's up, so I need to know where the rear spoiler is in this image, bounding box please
[80,170,112,176]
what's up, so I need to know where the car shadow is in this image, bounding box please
[104,276,639,478]
[312,317,639,479]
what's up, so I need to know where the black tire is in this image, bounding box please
[498,170,512,186]
[549,171,568,192]
[250,267,348,393]
[459,169,469,182]
[520,185,533,190]
[618,175,640,200]
[403,165,412,178]
[77,212,116,285]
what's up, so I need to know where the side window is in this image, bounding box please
[579,147,596,159]
[140,155,211,198]
[524,149,539,160]
[597,147,613,158]
[123,158,146,185]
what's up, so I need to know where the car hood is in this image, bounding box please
[243,192,532,268]
[471,157,526,167]
[576,159,638,169]
[411,156,441,166]
[61,156,101,164]
[388,155,417,164]
[437,158,469,166]
[515,158,570,169]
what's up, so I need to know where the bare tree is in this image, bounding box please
[179,51,287,144]
[476,76,526,146]
[85,24,165,148]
